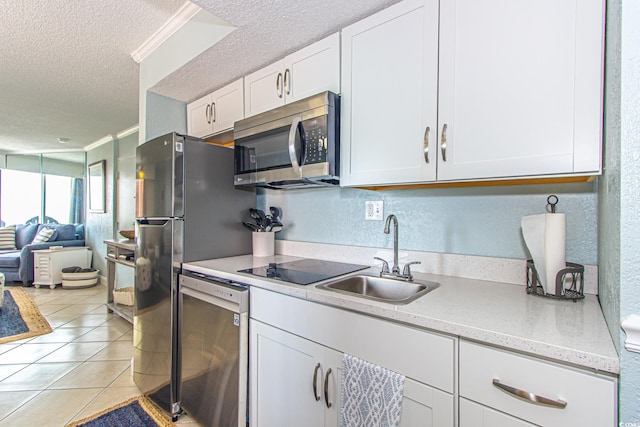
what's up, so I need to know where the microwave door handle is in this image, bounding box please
[288,116,302,176]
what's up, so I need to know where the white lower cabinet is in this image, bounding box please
[249,287,455,427]
[249,288,618,426]
[250,320,340,427]
[459,340,617,427]
[460,398,536,427]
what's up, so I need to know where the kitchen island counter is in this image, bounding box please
[184,254,619,375]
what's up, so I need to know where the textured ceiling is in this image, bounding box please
[0,0,401,154]
[0,0,185,154]
[149,0,402,103]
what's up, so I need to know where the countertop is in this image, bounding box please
[184,254,619,375]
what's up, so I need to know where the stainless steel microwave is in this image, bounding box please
[233,91,339,189]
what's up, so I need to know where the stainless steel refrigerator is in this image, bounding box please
[133,132,254,419]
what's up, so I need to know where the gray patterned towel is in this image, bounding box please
[340,354,405,427]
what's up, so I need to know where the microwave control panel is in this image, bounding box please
[302,116,328,165]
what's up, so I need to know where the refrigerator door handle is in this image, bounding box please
[137,219,170,226]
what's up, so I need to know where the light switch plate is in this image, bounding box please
[365,201,384,221]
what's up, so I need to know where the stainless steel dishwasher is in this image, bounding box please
[179,271,249,427]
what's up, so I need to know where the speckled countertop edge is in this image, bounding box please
[184,254,619,375]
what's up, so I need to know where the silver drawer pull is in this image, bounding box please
[312,363,321,401]
[492,379,567,409]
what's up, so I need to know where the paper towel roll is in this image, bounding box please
[521,213,566,295]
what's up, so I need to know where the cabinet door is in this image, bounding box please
[323,348,343,427]
[399,378,455,427]
[211,78,244,133]
[250,320,325,427]
[33,253,52,285]
[437,0,604,181]
[244,60,286,117]
[460,398,537,427]
[285,33,341,103]
[187,93,213,138]
[341,0,439,186]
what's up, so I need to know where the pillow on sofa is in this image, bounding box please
[0,225,16,250]
[53,224,76,241]
[32,227,56,244]
[16,224,39,248]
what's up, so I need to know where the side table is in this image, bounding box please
[104,239,135,323]
[33,247,93,289]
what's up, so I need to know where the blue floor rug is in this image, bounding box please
[67,396,175,427]
[0,287,52,343]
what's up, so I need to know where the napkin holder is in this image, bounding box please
[526,260,584,302]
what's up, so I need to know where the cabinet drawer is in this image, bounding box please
[460,398,536,427]
[459,341,617,427]
[251,287,456,393]
[107,245,117,259]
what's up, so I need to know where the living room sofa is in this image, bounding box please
[0,223,85,285]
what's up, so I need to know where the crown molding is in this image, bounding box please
[84,124,139,152]
[6,148,86,155]
[116,124,140,140]
[84,134,117,152]
[131,2,202,64]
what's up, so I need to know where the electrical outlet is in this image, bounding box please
[365,201,384,221]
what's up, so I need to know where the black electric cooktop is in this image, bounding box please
[238,259,369,285]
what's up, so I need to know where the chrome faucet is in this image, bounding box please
[384,214,400,275]
[374,214,421,281]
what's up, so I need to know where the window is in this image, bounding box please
[0,152,85,226]
[0,169,42,225]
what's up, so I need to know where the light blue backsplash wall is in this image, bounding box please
[602,0,640,422]
[259,182,598,265]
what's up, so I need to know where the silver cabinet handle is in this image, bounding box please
[440,123,448,162]
[313,363,321,401]
[288,116,302,175]
[284,68,291,95]
[492,379,567,409]
[211,102,216,123]
[423,126,430,164]
[324,368,333,408]
[276,73,283,98]
[205,104,211,124]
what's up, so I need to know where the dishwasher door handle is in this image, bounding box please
[180,285,240,313]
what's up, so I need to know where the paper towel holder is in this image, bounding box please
[526,260,585,302]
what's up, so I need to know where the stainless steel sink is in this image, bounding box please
[317,275,439,304]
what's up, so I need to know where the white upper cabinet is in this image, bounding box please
[244,33,341,117]
[187,78,244,138]
[341,0,439,186]
[340,0,605,186]
[437,0,604,181]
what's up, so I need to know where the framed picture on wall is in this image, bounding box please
[88,160,105,213]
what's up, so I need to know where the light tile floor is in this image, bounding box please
[0,284,196,426]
